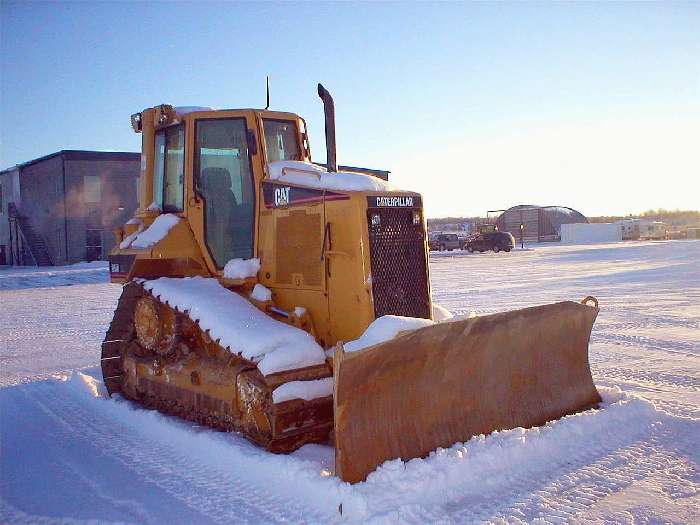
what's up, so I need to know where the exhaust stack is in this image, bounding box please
[317,83,337,172]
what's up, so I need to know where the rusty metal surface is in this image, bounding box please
[101,280,333,453]
[334,300,601,483]
[100,281,143,395]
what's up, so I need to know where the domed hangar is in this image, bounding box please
[495,205,588,242]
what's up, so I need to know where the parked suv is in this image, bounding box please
[465,231,515,253]
[429,233,463,251]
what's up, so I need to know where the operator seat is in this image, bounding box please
[199,167,237,264]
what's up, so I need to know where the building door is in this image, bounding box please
[85,208,103,262]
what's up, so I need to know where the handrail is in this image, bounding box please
[15,224,38,266]
[8,203,53,266]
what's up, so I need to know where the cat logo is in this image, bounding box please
[274,186,291,207]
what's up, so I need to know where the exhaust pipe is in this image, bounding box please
[317,83,337,173]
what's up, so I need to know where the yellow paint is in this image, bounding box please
[110,105,430,348]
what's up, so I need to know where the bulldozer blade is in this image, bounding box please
[333,300,601,483]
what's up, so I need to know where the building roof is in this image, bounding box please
[1,150,140,175]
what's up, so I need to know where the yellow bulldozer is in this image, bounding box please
[101,84,601,483]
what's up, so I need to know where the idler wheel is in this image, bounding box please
[134,296,178,357]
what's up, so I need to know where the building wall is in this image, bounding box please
[1,152,140,266]
[64,158,139,263]
[16,156,67,264]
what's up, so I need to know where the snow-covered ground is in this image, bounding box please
[1,241,698,524]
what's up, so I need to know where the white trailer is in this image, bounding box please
[560,223,622,244]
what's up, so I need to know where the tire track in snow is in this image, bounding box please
[20,380,335,525]
[436,420,699,524]
[591,332,699,359]
[592,366,699,392]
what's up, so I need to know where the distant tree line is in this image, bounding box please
[429,209,700,231]
[589,209,700,228]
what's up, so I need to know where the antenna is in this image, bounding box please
[265,76,270,110]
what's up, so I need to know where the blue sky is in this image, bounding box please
[2,1,698,217]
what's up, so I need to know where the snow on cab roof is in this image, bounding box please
[142,277,326,375]
[268,160,393,192]
[174,106,214,116]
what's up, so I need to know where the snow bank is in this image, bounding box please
[352,387,664,517]
[272,378,334,403]
[344,315,434,353]
[53,370,365,521]
[63,371,673,523]
[121,214,181,249]
[223,258,260,279]
[268,160,392,192]
[142,277,325,375]
[250,283,272,302]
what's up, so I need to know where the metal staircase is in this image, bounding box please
[8,203,54,266]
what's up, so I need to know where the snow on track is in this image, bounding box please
[1,240,698,523]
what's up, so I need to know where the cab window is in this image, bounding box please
[263,119,300,162]
[153,125,184,211]
[195,118,256,267]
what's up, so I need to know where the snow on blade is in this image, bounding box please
[432,303,454,322]
[142,277,325,375]
[344,315,434,353]
[272,378,334,404]
[223,257,260,279]
[250,283,272,302]
[268,160,393,192]
[122,214,180,249]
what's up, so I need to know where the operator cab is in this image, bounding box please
[131,105,310,269]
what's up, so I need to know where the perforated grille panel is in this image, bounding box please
[367,208,430,319]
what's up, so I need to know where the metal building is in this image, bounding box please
[493,205,588,243]
[0,150,140,266]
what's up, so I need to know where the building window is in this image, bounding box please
[84,176,102,203]
[0,185,3,215]
[263,119,301,162]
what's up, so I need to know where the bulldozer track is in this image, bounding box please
[100,281,144,395]
[101,280,333,454]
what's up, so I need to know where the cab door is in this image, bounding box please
[189,114,260,271]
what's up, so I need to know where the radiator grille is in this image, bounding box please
[367,208,430,319]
